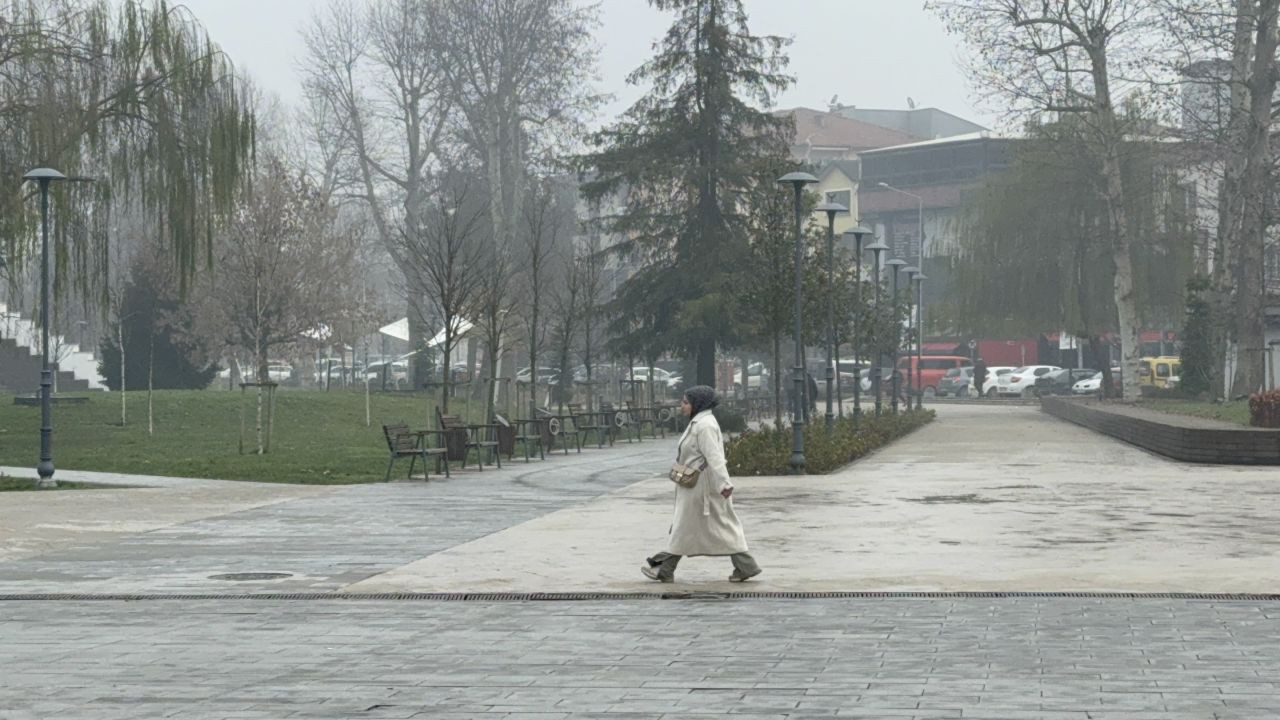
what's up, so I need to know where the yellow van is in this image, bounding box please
[1137,356,1181,389]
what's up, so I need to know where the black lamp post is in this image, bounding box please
[814,200,845,433]
[913,272,928,410]
[885,258,907,414]
[842,226,872,424]
[777,171,817,474]
[902,266,919,407]
[865,240,888,416]
[23,168,67,488]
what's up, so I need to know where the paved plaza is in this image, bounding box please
[1,404,1278,718]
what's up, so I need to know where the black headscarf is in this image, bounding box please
[684,385,719,416]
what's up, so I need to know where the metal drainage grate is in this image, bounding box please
[207,572,293,581]
[1,591,1279,602]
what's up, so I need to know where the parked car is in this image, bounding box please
[1072,372,1103,395]
[1034,368,1099,396]
[365,361,408,385]
[732,361,771,394]
[266,364,294,384]
[1138,356,1181,390]
[976,366,1016,397]
[997,365,1061,397]
[515,366,560,385]
[896,355,973,398]
[937,366,975,397]
[629,366,681,389]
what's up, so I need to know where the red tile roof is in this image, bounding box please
[777,107,921,153]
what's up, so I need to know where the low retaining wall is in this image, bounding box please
[1041,396,1280,465]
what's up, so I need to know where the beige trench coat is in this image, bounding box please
[667,409,749,556]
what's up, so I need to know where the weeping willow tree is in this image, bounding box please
[948,121,1195,393]
[0,0,253,308]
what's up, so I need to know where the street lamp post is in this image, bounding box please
[23,168,67,488]
[777,172,818,475]
[902,266,919,408]
[885,258,907,415]
[865,240,889,417]
[842,227,872,424]
[814,201,845,433]
[913,273,928,409]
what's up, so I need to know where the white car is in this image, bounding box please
[997,365,1061,397]
[630,366,681,389]
[973,366,1016,397]
[1072,372,1103,395]
[732,362,771,393]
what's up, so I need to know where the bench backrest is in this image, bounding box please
[437,410,467,430]
[383,423,416,452]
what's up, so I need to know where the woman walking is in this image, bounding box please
[642,385,762,583]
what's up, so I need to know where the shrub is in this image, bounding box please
[725,410,935,475]
[1248,390,1280,428]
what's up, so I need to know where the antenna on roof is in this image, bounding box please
[828,94,840,111]
[907,96,917,110]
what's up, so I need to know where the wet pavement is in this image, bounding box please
[2,404,1278,719]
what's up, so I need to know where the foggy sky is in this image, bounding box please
[176,0,998,129]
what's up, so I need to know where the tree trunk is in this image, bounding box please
[119,316,127,426]
[441,331,454,414]
[408,298,432,390]
[147,329,154,437]
[772,332,783,427]
[696,337,716,388]
[1232,0,1280,396]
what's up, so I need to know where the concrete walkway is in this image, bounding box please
[3,405,1279,719]
[3,405,1278,594]
[347,404,1280,594]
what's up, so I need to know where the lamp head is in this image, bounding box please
[914,272,928,282]
[813,201,846,215]
[902,266,920,276]
[23,168,66,183]
[864,240,889,254]
[776,171,819,187]
[885,258,907,268]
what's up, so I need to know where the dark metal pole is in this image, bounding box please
[815,204,843,432]
[791,183,806,473]
[872,250,883,417]
[37,178,53,486]
[888,262,903,415]
[777,172,816,474]
[852,235,864,423]
[916,275,926,410]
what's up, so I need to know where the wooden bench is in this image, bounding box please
[437,410,502,470]
[625,402,664,439]
[568,403,610,449]
[382,423,450,482]
[496,413,545,462]
[538,407,581,454]
[599,401,635,444]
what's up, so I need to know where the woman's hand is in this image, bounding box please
[721,486,733,498]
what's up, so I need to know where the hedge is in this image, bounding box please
[725,410,935,475]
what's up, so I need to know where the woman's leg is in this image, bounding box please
[644,552,681,581]
[729,552,761,580]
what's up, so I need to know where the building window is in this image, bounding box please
[825,189,852,214]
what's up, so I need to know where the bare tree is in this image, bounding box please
[548,250,583,413]
[930,0,1165,399]
[200,157,359,453]
[394,178,488,414]
[301,0,452,388]
[519,177,569,417]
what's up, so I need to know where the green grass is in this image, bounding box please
[0,389,498,484]
[1138,398,1251,427]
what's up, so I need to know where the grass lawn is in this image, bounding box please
[1138,398,1251,427]
[0,389,493,484]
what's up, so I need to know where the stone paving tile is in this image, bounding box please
[1,597,1277,718]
